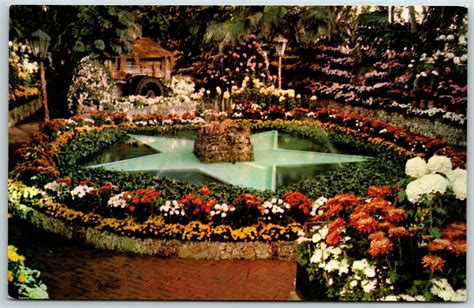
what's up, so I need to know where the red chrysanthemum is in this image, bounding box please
[199,186,210,196]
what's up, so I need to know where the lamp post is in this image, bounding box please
[28,29,51,122]
[273,35,288,89]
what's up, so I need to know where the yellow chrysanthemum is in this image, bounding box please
[18,272,27,283]
[7,271,13,282]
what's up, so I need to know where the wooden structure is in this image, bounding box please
[104,38,174,97]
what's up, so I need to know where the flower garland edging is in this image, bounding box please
[8,183,297,260]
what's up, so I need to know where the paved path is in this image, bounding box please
[8,120,297,300]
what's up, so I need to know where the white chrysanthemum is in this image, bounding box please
[446,168,467,184]
[338,258,349,275]
[310,249,323,264]
[452,176,467,201]
[324,259,340,273]
[427,155,452,175]
[406,174,449,203]
[430,278,466,301]
[405,157,428,178]
[352,259,369,271]
[364,267,376,278]
[379,295,399,301]
[362,279,377,293]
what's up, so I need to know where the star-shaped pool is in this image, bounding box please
[89,131,369,191]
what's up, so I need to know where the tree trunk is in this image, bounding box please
[408,6,417,33]
[40,61,49,122]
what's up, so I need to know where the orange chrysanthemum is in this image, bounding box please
[326,230,343,246]
[388,226,410,238]
[422,255,445,273]
[442,222,467,240]
[451,240,466,256]
[367,185,393,199]
[384,208,406,223]
[326,218,345,246]
[427,238,453,252]
[378,221,395,231]
[362,198,392,214]
[368,236,393,257]
[368,231,386,241]
[353,216,379,234]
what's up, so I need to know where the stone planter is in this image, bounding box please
[9,199,296,260]
[8,98,42,127]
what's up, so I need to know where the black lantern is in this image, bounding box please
[28,29,51,121]
[273,35,288,57]
[273,35,288,89]
[28,29,51,60]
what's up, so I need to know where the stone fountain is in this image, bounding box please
[193,122,254,163]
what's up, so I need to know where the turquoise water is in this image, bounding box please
[87,131,369,190]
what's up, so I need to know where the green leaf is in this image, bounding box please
[388,271,398,283]
[434,207,447,215]
[428,227,442,238]
[397,190,406,202]
[94,39,105,50]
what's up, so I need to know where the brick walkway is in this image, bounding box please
[8,120,297,300]
[9,218,296,300]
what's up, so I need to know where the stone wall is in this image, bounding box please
[9,98,42,127]
[194,123,254,163]
[323,100,467,147]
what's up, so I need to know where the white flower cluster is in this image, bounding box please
[405,156,467,202]
[378,294,426,301]
[70,184,94,200]
[339,259,395,299]
[160,200,185,217]
[44,181,67,192]
[9,41,38,78]
[310,196,328,216]
[430,278,466,301]
[389,101,467,125]
[169,76,196,97]
[107,192,129,208]
[406,174,448,203]
[260,198,290,221]
[309,225,350,269]
[43,180,71,200]
[67,56,113,114]
[210,203,235,218]
[421,33,468,66]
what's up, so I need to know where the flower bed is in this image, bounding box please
[295,155,466,301]
[323,100,467,147]
[8,41,40,106]
[8,110,465,266]
[8,245,49,299]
